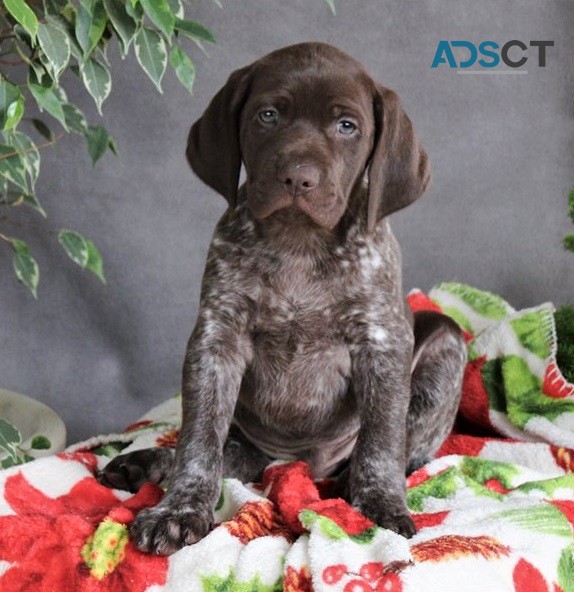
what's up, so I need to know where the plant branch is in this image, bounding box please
[0,133,63,162]
[0,229,14,245]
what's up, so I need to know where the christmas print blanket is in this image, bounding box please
[1,283,574,592]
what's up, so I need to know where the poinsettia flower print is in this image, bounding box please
[512,558,562,592]
[0,457,167,591]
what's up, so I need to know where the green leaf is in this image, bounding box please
[75,0,107,56]
[11,241,39,298]
[174,18,216,46]
[84,125,112,165]
[86,238,106,283]
[58,229,90,268]
[37,21,71,81]
[3,0,39,41]
[8,131,40,190]
[11,237,29,255]
[103,0,138,57]
[32,118,54,141]
[134,27,167,92]
[31,435,52,450]
[27,80,68,131]
[80,57,111,113]
[23,192,46,217]
[125,0,143,21]
[167,0,183,19]
[0,78,24,131]
[140,0,175,40]
[324,0,336,14]
[62,104,88,134]
[44,0,73,18]
[169,45,195,94]
[0,144,28,190]
[0,418,22,451]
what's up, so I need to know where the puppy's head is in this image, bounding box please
[187,42,430,232]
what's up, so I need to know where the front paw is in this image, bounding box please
[354,495,416,538]
[130,501,213,555]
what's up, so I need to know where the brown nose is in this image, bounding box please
[277,164,320,197]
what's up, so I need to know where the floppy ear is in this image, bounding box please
[367,86,431,231]
[186,65,253,207]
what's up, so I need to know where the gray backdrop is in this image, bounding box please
[1,0,573,444]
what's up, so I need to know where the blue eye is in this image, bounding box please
[258,109,279,124]
[337,120,357,135]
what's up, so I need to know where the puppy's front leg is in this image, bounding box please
[348,316,416,538]
[130,307,250,555]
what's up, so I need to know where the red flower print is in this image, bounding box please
[411,535,510,563]
[549,500,574,529]
[124,420,153,432]
[406,291,443,315]
[513,559,550,592]
[406,467,431,488]
[458,356,494,430]
[550,447,574,472]
[411,511,449,530]
[283,566,313,592]
[156,428,180,448]
[484,478,510,494]
[543,363,574,399]
[0,458,167,591]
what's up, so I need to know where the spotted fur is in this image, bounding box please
[100,43,466,555]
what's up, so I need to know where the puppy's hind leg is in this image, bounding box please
[406,311,467,474]
[99,448,175,493]
[223,424,272,482]
[99,426,270,492]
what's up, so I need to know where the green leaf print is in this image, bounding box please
[510,310,553,360]
[558,544,574,592]
[436,283,511,320]
[481,358,508,413]
[494,505,572,538]
[503,356,574,428]
[514,473,574,497]
[407,467,461,511]
[440,305,473,334]
[460,457,519,490]
[299,510,346,540]
[201,570,282,592]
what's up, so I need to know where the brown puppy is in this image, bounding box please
[100,42,467,555]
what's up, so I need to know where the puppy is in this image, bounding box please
[101,42,467,555]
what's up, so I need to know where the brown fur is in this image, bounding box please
[100,42,466,555]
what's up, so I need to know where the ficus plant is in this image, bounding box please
[0,0,336,298]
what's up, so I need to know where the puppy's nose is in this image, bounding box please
[278,164,320,196]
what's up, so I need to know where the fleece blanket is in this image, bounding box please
[1,282,574,592]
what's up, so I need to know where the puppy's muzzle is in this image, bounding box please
[277,162,320,198]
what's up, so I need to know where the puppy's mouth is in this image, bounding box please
[245,183,345,230]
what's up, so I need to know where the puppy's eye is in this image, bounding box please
[258,109,279,125]
[337,120,357,135]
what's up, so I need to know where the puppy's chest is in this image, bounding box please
[250,266,343,351]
